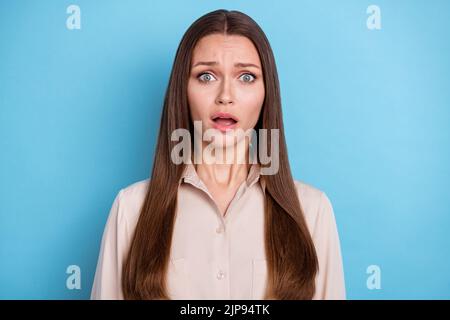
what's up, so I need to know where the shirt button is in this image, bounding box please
[217,270,226,280]
[216,226,224,234]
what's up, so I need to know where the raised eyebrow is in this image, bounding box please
[192,61,218,68]
[191,61,261,69]
[234,62,261,69]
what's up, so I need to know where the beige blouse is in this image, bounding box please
[91,163,346,299]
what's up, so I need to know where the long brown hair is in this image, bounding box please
[122,9,318,299]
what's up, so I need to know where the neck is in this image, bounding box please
[195,162,249,187]
[194,138,252,187]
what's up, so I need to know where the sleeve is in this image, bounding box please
[311,191,346,300]
[90,190,126,300]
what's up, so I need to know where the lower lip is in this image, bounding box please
[211,119,238,132]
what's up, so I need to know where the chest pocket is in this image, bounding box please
[167,257,191,299]
[252,259,268,299]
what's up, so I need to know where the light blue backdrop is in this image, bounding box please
[1,0,449,299]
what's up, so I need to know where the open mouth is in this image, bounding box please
[211,112,238,131]
[212,117,237,126]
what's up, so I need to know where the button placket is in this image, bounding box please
[216,225,224,234]
[212,215,230,298]
[216,269,226,280]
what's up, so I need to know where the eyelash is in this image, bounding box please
[196,72,257,84]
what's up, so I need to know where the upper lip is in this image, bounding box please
[211,112,239,122]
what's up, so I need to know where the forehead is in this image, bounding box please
[191,34,261,64]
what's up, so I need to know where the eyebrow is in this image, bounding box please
[192,61,261,69]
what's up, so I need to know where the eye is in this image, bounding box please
[239,73,256,83]
[197,72,217,83]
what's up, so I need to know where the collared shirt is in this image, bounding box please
[91,163,346,299]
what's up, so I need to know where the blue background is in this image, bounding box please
[1,0,449,299]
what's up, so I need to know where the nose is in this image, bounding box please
[216,96,233,105]
[215,77,234,105]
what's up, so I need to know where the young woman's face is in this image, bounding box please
[187,34,265,147]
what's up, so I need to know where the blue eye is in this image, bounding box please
[198,72,216,83]
[239,73,256,83]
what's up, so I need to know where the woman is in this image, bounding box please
[91,9,346,300]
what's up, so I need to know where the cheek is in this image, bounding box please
[237,84,265,127]
[187,82,214,121]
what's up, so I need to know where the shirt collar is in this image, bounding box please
[180,162,266,192]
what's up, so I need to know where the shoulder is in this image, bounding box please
[118,179,149,202]
[293,179,328,215]
[292,179,335,236]
[112,179,149,226]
